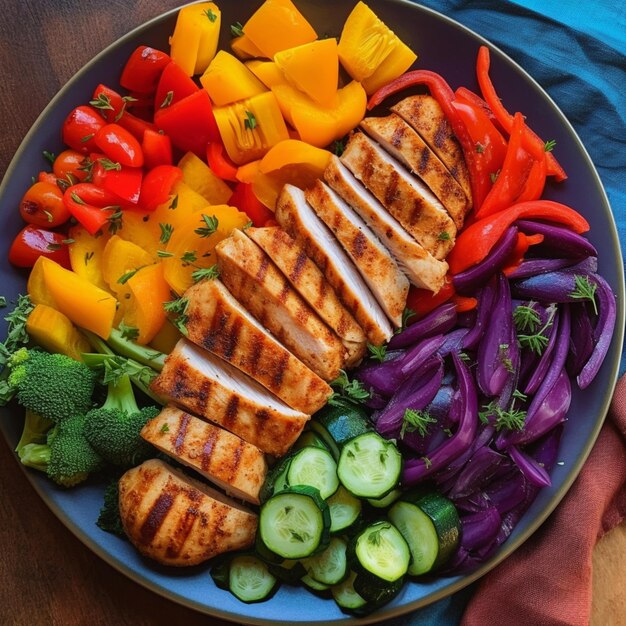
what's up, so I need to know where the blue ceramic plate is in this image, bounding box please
[0,1,623,624]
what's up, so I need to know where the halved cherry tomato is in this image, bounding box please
[53,150,90,183]
[126,91,155,110]
[154,61,198,113]
[63,183,123,235]
[90,84,126,123]
[9,225,71,269]
[94,123,144,168]
[117,111,158,142]
[228,182,274,226]
[138,165,183,211]
[155,90,220,156]
[120,46,170,94]
[142,129,173,169]
[207,142,239,182]
[37,171,58,185]
[91,160,143,205]
[62,105,106,153]
[19,181,70,227]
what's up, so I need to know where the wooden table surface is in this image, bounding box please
[0,1,624,625]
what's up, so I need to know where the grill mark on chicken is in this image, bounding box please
[174,412,191,454]
[223,317,242,360]
[200,426,220,471]
[391,123,404,148]
[165,492,199,558]
[272,350,289,389]
[291,249,308,283]
[418,146,430,173]
[434,121,448,149]
[228,440,245,483]
[196,380,212,412]
[139,490,174,545]
[223,395,240,430]
[256,255,269,282]
[248,337,263,375]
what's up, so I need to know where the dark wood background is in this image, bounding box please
[0,1,624,625]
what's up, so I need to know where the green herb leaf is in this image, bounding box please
[70,192,86,205]
[367,342,387,362]
[244,110,257,130]
[43,209,54,223]
[180,250,198,265]
[490,170,500,184]
[438,231,451,241]
[117,267,143,285]
[0,297,6,308]
[498,343,514,373]
[80,133,95,143]
[159,223,174,244]
[46,243,62,251]
[89,93,114,111]
[169,194,179,210]
[476,142,485,154]
[42,150,56,164]
[160,423,170,434]
[0,295,34,375]
[570,274,598,315]
[160,90,174,109]
[163,296,189,335]
[367,524,390,547]
[332,139,345,156]
[400,408,437,439]
[84,251,94,265]
[192,265,220,283]
[515,304,556,355]
[195,214,219,238]
[106,209,123,234]
[230,21,244,37]
[98,158,121,171]
[421,456,432,469]
[204,7,217,21]
[544,139,557,152]
[328,370,370,407]
[118,321,139,341]
[157,250,175,258]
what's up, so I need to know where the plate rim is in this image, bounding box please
[0,0,623,624]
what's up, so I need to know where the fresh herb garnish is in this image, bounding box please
[118,321,139,341]
[80,133,94,143]
[192,265,220,283]
[156,250,175,258]
[195,214,219,238]
[490,170,500,184]
[332,139,346,156]
[328,370,370,407]
[476,142,485,154]
[42,150,56,164]
[400,408,437,439]
[84,251,94,265]
[160,90,174,109]
[98,158,121,171]
[498,343,514,373]
[367,342,387,362]
[70,192,86,205]
[89,93,114,111]
[244,110,257,130]
[160,423,170,434]
[479,400,526,432]
[421,456,432,469]
[46,243,62,251]
[117,267,143,285]
[159,223,174,244]
[514,303,556,355]
[0,295,34,373]
[544,139,557,152]
[163,296,189,335]
[169,194,179,210]
[180,250,198,265]
[438,231,451,241]
[230,21,244,37]
[570,274,598,314]
[367,524,390,547]
[204,7,217,22]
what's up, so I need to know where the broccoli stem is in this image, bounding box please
[17,442,50,471]
[102,374,140,415]
[107,328,166,371]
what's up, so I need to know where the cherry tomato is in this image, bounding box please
[62,105,106,153]
[139,165,183,211]
[117,110,158,141]
[53,149,90,183]
[37,171,58,185]
[94,123,144,168]
[142,129,173,169]
[120,46,170,94]
[63,183,123,235]
[19,181,70,227]
[92,161,143,205]
[90,84,126,123]
[8,225,71,268]
[154,61,198,113]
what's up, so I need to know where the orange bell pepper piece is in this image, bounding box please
[67,225,111,292]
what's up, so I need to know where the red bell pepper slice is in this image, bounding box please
[62,105,106,154]
[63,183,123,235]
[94,123,144,168]
[90,84,127,123]
[447,200,590,275]
[91,160,143,205]
[117,110,158,142]
[155,90,221,156]
[138,165,183,211]
[451,294,478,313]
[8,225,71,269]
[475,112,534,219]
[451,96,507,209]
[120,46,170,94]
[207,142,239,182]
[476,46,567,181]
[516,156,547,203]
[154,61,199,112]
[368,70,480,209]
[502,232,545,275]
[406,278,455,319]
[142,129,173,169]
[228,182,274,226]
[455,86,503,130]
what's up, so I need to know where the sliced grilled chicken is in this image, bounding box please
[141,407,267,505]
[360,114,469,227]
[216,229,346,380]
[184,278,331,414]
[305,180,409,327]
[341,132,456,261]
[324,156,448,293]
[151,339,309,457]
[118,459,257,566]
[247,226,367,366]
[391,95,472,207]
[275,184,393,346]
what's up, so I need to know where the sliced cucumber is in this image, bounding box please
[228,555,279,603]
[259,486,331,559]
[367,488,402,509]
[308,419,341,460]
[267,559,307,585]
[389,491,460,576]
[303,536,348,586]
[293,429,330,452]
[328,485,362,534]
[301,573,331,592]
[338,432,402,499]
[331,571,368,612]
[353,570,404,606]
[259,455,292,503]
[349,521,410,583]
[287,446,339,499]
[315,404,372,447]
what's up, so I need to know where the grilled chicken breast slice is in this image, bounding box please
[216,229,346,380]
[391,95,472,207]
[184,278,331,414]
[141,407,268,505]
[247,226,367,366]
[341,133,456,260]
[119,459,257,566]
[275,184,393,345]
[151,339,309,457]
[360,114,469,227]
[305,180,409,327]
[324,156,448,293]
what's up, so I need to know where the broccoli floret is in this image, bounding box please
[97,480,126,539]
[7,348,96,423]
[17,413,105,487]
[84,373,159,468]
[15,409,54,452]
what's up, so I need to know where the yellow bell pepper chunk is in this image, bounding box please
[200,51,267,106]
[213,91,290,165]
[243,0,317,58]
[246,60,289,89]
[272,80,366,148]
[236,159,262,184]
[170,2,221,75]
[274,39,339,107]
[361,38,417,94]
[178,152,232,205]
[162,205,249,294]
[28,257,116,339]
[26,304,92,361]
[149,319,182,354]
[231,35,265,60]
[101,235,154,296]
[338,1,399,82]
[67,225,111,292]
[123,264,171,345]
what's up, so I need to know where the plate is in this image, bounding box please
[0,1,623,624]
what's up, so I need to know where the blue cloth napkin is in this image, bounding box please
[395,2,626,624]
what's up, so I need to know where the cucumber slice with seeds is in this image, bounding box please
[228,555,278,603]
[331,571,368,612]
[259,486,330,559]
[328,485,362,534]
[338,432,402,499]
[287,446,339,499]
[303,536,348,586]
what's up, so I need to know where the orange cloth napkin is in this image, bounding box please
[462,375,626,625]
